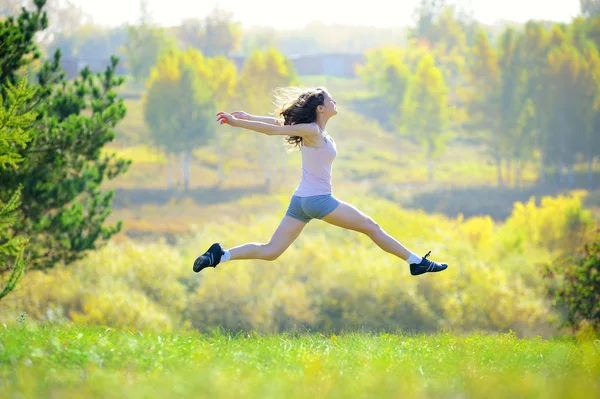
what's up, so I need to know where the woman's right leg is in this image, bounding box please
[193,195,311,272]
[193,215,308,272]
[228,215,308,261]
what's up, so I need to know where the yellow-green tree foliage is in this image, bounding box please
[400,54,451,182]
[142,48,237,189]
[356,46,411,110]
[236,47,298,188]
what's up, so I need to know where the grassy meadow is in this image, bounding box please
[2,74,600,398]
[1,325,599,399]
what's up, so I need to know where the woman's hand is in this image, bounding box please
[216,112,240,127]
[231,111,252,120]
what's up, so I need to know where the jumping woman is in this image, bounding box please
[193,87,448,276]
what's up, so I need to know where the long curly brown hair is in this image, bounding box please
[272,87,327,150]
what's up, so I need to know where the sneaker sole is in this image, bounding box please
[410,264,448,276]
[193,257,207,273]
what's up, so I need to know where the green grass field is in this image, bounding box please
[1,325,599,399]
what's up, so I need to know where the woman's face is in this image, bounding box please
[320,92,338,118]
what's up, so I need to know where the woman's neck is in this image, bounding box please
[315,121,327,133]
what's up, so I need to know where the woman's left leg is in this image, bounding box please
[319,199,448,275]
[320,200,413,260]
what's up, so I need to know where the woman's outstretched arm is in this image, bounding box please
[231,111,282,126]
[216,112,320,139]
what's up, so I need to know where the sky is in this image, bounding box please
[75,0,582,30]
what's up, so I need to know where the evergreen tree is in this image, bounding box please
[0,78,36,301]
[0,0,131,270]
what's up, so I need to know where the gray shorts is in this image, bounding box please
[285,194,340,223]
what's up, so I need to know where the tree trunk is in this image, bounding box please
[559,111,566,187]
[217,138,224,187]
[167,154,173,190]
[567,163,574,188]
[559,159,565,187]
[506,157,512,188]
[537,115,545,185]
[278,144,284,184]
[280,147,288,184]
[260,138,271,190]
[492,133,503,187]
[588,154,594,189]
[183,150,191,191]
[514,159,521,189]
[427,146,434,183]
[178,152,183,187]
[272,142,279,185]
[495,156,503,186]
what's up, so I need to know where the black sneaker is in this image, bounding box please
[410,251,448,276]
[193,243,224,273]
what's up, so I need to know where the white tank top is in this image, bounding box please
[293,124,337,197]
